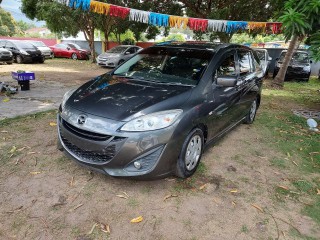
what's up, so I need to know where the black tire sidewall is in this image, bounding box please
[176,128,204,178]
[244,99,258,124]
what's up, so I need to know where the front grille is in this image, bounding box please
[61,135,115,163]
[62,119,111,141]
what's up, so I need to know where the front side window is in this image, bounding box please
[114,47,214,86]
[216,52,237,77]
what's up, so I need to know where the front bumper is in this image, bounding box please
[57,107,183,179]
[96,58,118,67]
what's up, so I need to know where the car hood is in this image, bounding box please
[36,46,51,51]
[67,74,192,121]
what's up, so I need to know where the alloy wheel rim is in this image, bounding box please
[250,100,257,121]
[185,135,202,171]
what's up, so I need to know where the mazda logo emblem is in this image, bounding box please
[77,115,87,125]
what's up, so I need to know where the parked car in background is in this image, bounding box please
[58,43,263,179]
[0,39,44,64]
[65,43,91,57]
[96,45,143,67]
[0,48,13,64]
[254,48,272,77]
[273,50,312,81]
[49,43,89,60]
[27,40,53,59]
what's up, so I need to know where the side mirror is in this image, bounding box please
[275,57,279,61]
[310,60,313,64]
[67,47,71,50]
[217,76,237,87]
[268,57,272,61]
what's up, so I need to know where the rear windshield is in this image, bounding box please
[279,51,309,63]
[68,43,81,49]
[113,47,214,86]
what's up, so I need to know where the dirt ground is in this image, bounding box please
[0,59,319,240]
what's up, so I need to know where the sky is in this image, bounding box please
[1,0,45,27]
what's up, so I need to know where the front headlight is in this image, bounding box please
[303,66,311,72]
[61,89,76,109]
[20,50,29,55]
[120,109,183,132]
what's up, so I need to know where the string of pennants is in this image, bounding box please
[64,0,282,34]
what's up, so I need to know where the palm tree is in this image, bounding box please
[272,0,320,88]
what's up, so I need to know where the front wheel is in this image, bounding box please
[71,53,78,60]
[16,55,23,64]
[175,128,204,178]
[243,98,258,124]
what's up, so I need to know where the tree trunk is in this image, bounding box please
[217,33,233,43]
[272,35,299,89]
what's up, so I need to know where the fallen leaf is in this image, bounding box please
[27,152,37,155]
[0,130,8,133]
[116,194,128,199]
[9,146,17,153]
[251,204,264,213]
[163,194,178,201]
[49,122,57,126]
[30,171,41,175]
[70,203,83,212]
[287,152,291,157]
[130,216,143,223]
[212,197,221,205]
[230,189,238,193]
[99,223,110,234]
[17,147,26,152]
[278,185,289,190]
[317,189,320,195]
[2,98,10,102]
[232,201,236,206]
[70,176,75,187]
[291,160,298,166]
[122,192,129,198]
[199,183,208,190]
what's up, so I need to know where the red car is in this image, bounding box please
[49,43,89,60]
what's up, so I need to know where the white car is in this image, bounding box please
[27,40,53,59]
[96,45,143,67]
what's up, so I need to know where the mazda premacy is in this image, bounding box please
[57,43,264,179]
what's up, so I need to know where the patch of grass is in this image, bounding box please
[270,158,287,168]
[289,228,318,240]
[127,198,139,207]
[292,180,315,194]
[196,162,207,176]
[303,197,320,225]
[241,225,249,233]
[71,226,81,236]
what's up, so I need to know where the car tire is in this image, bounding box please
[243,98,258,124]
[175,128,204,178]
[118,59,125,66]
[71,53,78,60]
[16,55,23,64]
[38,57,45,64]
[6,61,13,65]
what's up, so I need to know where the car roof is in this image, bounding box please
[281,50,309,54]
[151,42,250,52]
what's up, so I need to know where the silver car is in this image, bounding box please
[27,40,53,59]
[96,45,142,67]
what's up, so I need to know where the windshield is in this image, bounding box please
[14,41,37,50]
[31,41,46,47]
[279,51,309,63]
[113,47,213,86]
[107,46,129,53]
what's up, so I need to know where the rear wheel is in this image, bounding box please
[71,53,78,60]
[175,128,204,178]
[243,98,258,124]
[16,55,23,64]
[38,57,45,64]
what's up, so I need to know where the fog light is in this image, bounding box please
[134,161,142,169]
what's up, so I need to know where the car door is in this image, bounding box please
[205,49,242,139]
[236,49,259,121]
[5,42,18,58]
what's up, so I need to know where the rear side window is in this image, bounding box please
[238,50,254,75]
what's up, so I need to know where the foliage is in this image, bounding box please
[309,31,320,61]
[179,0,285,42]
[16,20,36,32]
[0,7,19,36]
[158,33,186,42]
[231,33,285,44]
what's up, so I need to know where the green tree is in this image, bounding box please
[0,7,19,36]
[16,20,36,32]
[273,0,320,88]
[21,0,98,62]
